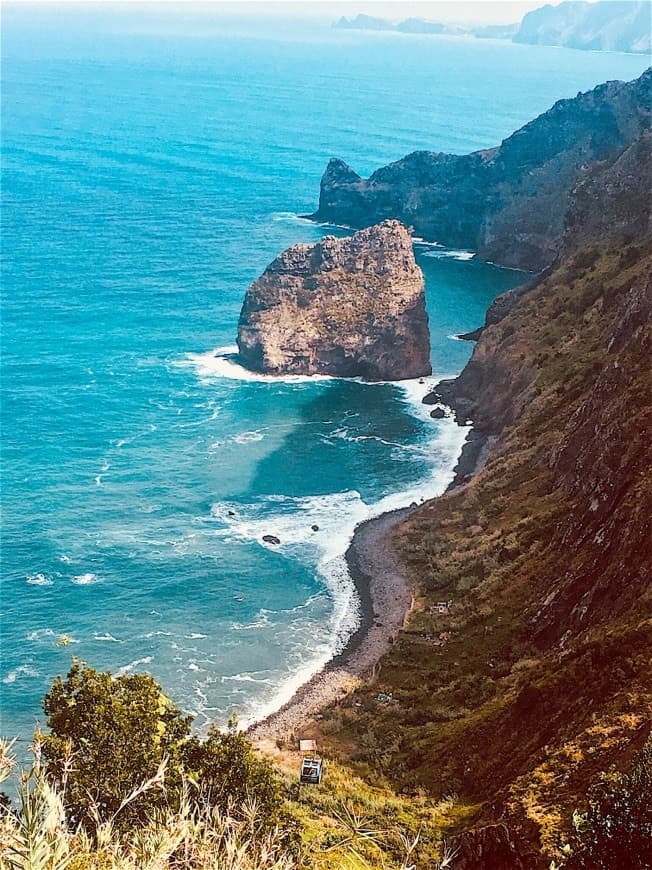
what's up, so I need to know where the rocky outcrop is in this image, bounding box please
[236,220,431,381]
[514,1,651,54]
[562,129,652,259]
[448,824,536,869]
[308,69,651,271]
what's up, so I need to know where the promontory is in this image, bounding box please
[236,220,431,381]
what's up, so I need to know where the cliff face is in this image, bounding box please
[236,220,431,381]
[310,69,651,271]
[514,1,651,54]
[319,238,652,866]
[315,80,651,867]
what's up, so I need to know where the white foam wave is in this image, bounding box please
[179,356,466,728]
[94,633,120,642]
[26,628,78,644]
[177,346,334,384]
[72,573,100,585]
[421,248,475,261]
[221,672,273,685]
[26,573,54,586]
[236,379,468,728]
[412,237,444,247]
[3,665,39,685]
[234,430,265,444]
[269,211,318,226]
[117,656,153,676]
[273,212,354,232]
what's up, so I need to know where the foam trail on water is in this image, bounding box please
[421,249,475,261]
[270,211,354,232]
[71,573,100,586]
[220,378,468,729]
[26,573,54,586]
[181,347,466,728]
[176,346,334,384]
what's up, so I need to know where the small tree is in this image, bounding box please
[41,658,192,830]
[185,715,285,834]
[566,736,652,869]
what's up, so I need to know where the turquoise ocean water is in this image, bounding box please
[2,5,648,745]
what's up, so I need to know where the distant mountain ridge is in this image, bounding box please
[515,0,651,54]
[309,68,652,272]
[334,12,517,40]
[335,1,651,54]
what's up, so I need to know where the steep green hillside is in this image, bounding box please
[316,240,651,867]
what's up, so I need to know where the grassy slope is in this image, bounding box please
[312,241,652,865]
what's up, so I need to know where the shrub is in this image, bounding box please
[185,716,288,836]
[565,736,652,869]
[41,659,193,830]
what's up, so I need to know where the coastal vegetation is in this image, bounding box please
[1,640,650,867]
[0,663,474,869]
[312,241,652,866]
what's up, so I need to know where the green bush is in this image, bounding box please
[185,716,288,836]
[566,736,652,869]
[42,659,192,830]
[41,660,289,842]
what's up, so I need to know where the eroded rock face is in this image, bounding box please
[309,69,651,271]
[236,220,431,381]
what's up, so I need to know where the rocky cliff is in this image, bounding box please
[514,1,651,54]
[319,240,651,869]
[314,75,652,868]
[309,68,651,271]
[236,220,431,381]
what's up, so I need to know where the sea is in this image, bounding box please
[2,4,648,746]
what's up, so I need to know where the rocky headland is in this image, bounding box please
[236,220,431,381]
[514,1,651,54]
[264,67,651,868]
[335,2,651,54]
[308,69,651,271]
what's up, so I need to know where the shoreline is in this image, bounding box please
[247,505,415,742]
[247,420,491,743]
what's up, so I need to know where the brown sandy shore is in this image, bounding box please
[246,424,490,744]
[247,506,415,742]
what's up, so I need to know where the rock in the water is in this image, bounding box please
[311,524,320,532]
[262,534,281,545]
[237,220,431,381]
[430,407,446,419]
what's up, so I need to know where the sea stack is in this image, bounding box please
[237,220,431,381]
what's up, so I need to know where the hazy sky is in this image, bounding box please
[1,1,564,26]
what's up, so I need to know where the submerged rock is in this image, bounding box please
[237,220,431,381]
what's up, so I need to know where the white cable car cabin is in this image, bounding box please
[299,739,323,784]
[300,755,323,784]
